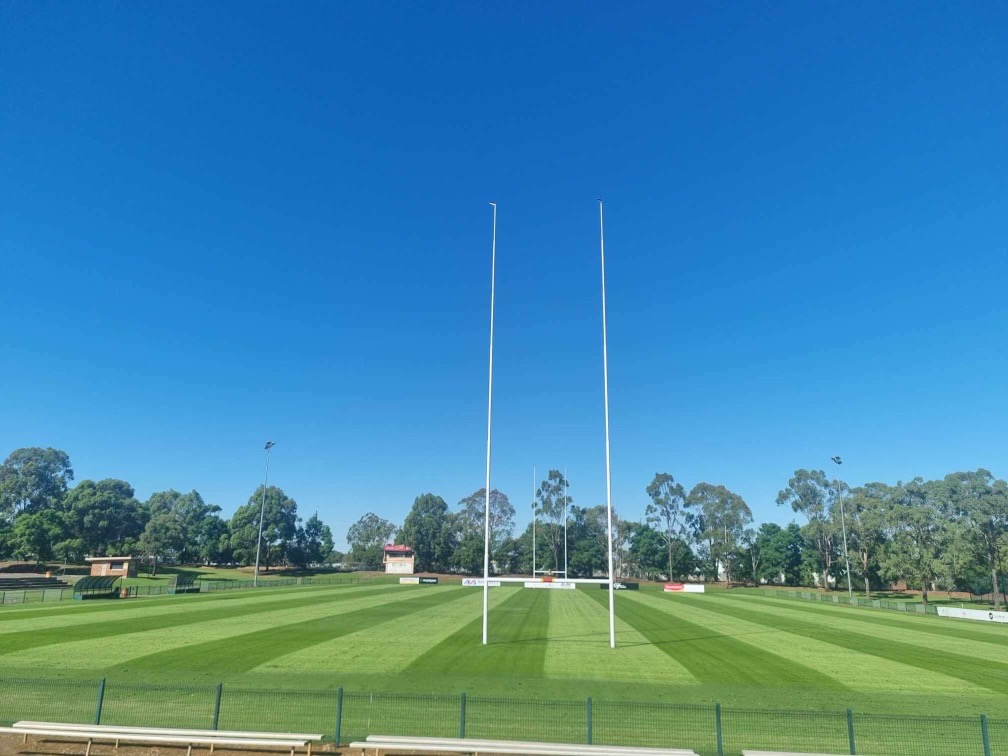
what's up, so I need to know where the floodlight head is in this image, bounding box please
[831,455,842,465]
[265,441,276,451]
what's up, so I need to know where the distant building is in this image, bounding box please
[383,544,415,575]
[85,556,137,578]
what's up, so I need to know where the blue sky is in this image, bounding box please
[2,3,1006,548]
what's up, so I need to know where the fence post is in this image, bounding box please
[981,714,991,756]
[334,686,343,744]
[586,697,592,744]
[846,709,855,754]
[459,692,467,738]
[715,702,723,756]
[94,678,106,725]
[212,683,223,730]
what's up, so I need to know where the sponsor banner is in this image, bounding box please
[462,578,502,587]
[937,606,1008,624]
[386,561,414,575]
[399,577,420,585]
[419,577,439,584]
[663,583,705,593]
[524,581,576,590]
[600,581,639,590]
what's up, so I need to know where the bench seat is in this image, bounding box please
[354,735,697,756]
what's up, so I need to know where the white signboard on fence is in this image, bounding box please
[462,578,502,587]
[398,577,420,584]
[937,606,1008,624]
[524,581,576,590]
[663,583,705,593]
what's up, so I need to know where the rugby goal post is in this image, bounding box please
[480,200,618,648]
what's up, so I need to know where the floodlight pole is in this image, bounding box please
[599,199,616,649]
[254,441,275,588]
[482,202,497,646]
[832,455,854,602]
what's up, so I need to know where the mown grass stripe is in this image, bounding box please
[591,590,840,689]
[680,594,1008,696]
[0,584,408,656]
[109,586,473,674]
[543,589,696,685]
[406,586,550,677]
[636,592,982,696]
[720,592,1008,647]
[0,583,436,671]
[0,582,392,634]
[254,586,499,674]
[711,594,1008,666]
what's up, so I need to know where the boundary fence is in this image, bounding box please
[0,574,376,607]
[736,586,1008,613]
[0,676,1003,755]
[735,587,943,614]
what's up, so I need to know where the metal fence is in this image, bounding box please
[735,586,1008,615]
[0,676,1003,755]
[735,587,944,614]
[0,574,376,606]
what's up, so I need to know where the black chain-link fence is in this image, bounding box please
[0,675,1002,755]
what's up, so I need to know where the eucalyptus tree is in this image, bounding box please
[0,447,74,522]
[843,483,891,597]
[880,478,947,605]
[346,512,397,567]
[943,469,1008,610]
[687,482,752,585]
[455,488,515,573]
[777,469,836,590]
[63,478,145,557]
[229,486,298,569]
[398,493,457,572]
[535,469,571,573]
[645,472,694,581]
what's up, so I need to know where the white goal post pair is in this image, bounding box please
[480,201,617,648]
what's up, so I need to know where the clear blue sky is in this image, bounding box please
[2,3,1006,549]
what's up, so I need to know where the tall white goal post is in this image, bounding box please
[480,201,618,648]
[481,202,496,646]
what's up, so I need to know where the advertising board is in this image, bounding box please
[398,577,420,584]
[937,606,1008,623]
[663,583,705,593]
[524,581,576,590]
[600,581,640,590]
[418,577,439,584]
[462,578,502,587]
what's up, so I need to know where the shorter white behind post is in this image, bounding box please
[531,464,536,577]
[564,466,568,579]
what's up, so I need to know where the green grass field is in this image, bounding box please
[0,580,1005,719]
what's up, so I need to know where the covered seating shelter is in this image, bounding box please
[169,573,200,595]
[72,576,121,600]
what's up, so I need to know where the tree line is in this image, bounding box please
[347,467,1008,609]
[0,447,336,574]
